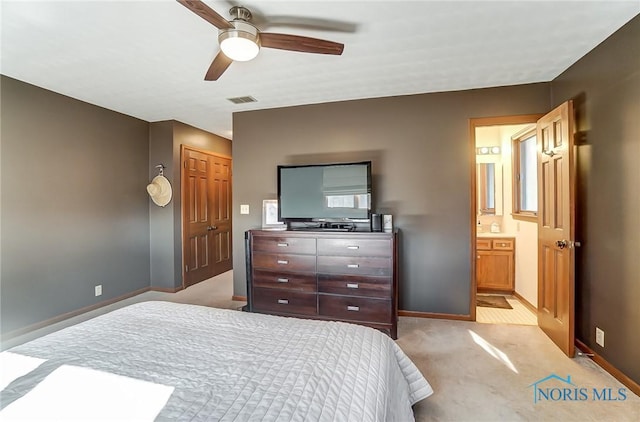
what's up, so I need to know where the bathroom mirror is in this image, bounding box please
[477,162,503,216]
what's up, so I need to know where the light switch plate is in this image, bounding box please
[240,204,250,215]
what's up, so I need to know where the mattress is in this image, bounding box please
[0,301,432,421]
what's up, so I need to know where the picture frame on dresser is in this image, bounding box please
[262,199,286,230]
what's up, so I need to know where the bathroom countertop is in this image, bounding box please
[477,232,516,238]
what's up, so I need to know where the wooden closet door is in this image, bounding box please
[209,154,233,276]
[182,147,232,287]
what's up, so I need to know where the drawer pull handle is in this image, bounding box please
[277,260,289,265]
[277,299,289,305]
[346,283,359,289]
[347,306,360,312]
[276,278,289,283]
[347,245,359,250]
[277,243,289,247]
[347,264,359,269]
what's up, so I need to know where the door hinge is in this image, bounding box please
[185,265,189,272]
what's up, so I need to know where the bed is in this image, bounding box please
[0,301,432,421]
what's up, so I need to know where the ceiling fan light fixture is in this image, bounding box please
[219,21,260,62]
[179,2,345,80]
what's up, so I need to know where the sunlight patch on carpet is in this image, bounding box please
[469,330,518,373]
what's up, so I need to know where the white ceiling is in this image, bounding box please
[2,1,638,139]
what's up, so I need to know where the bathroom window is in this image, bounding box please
[512,126,538,221]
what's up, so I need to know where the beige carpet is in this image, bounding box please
[146,270,246,311]
[400,317,639,421]
[5,271,639,421]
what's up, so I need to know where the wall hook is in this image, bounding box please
[155,164,165,176]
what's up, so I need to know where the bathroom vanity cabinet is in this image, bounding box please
[476,237,515,293]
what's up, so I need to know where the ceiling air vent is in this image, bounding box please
[227,96,257,105]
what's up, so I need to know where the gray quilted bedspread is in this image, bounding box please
[1,301,432,421]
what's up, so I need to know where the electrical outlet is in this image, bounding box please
[595,327,605,347]
[95,285,102,297]
[240,204,250,214]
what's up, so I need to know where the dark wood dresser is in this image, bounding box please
[245,230,398,338]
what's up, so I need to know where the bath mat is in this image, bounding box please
[477,295,513,309]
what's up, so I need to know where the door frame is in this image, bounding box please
[469,114,544,321]
[180,144,233,288]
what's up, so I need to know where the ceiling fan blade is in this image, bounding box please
[177,0,234,29]
[260,33,344,55]
[205,52,233,81]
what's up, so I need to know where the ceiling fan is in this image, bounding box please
[177,0,345,81]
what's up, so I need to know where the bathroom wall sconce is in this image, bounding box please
[476,146,501,155]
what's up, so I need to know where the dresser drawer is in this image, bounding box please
[492,239,514,250]
[252,236,316,255]
[253,270,316,292]
[252,252,316,272]
[317,238,391,257]
[318,274,391,298]
[252,288,317,315]
[319,294,392,324]
[317,256,391,276]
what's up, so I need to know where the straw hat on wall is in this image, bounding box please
[146,175,172,207]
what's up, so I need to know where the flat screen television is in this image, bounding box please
[278,161,372,226]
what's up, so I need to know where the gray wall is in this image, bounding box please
[148,120,232,289]
[0,77,232,335]
[551,14,640,385]
[149,121,175,289]
[1,76,150,334]
[232,84,551,315]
